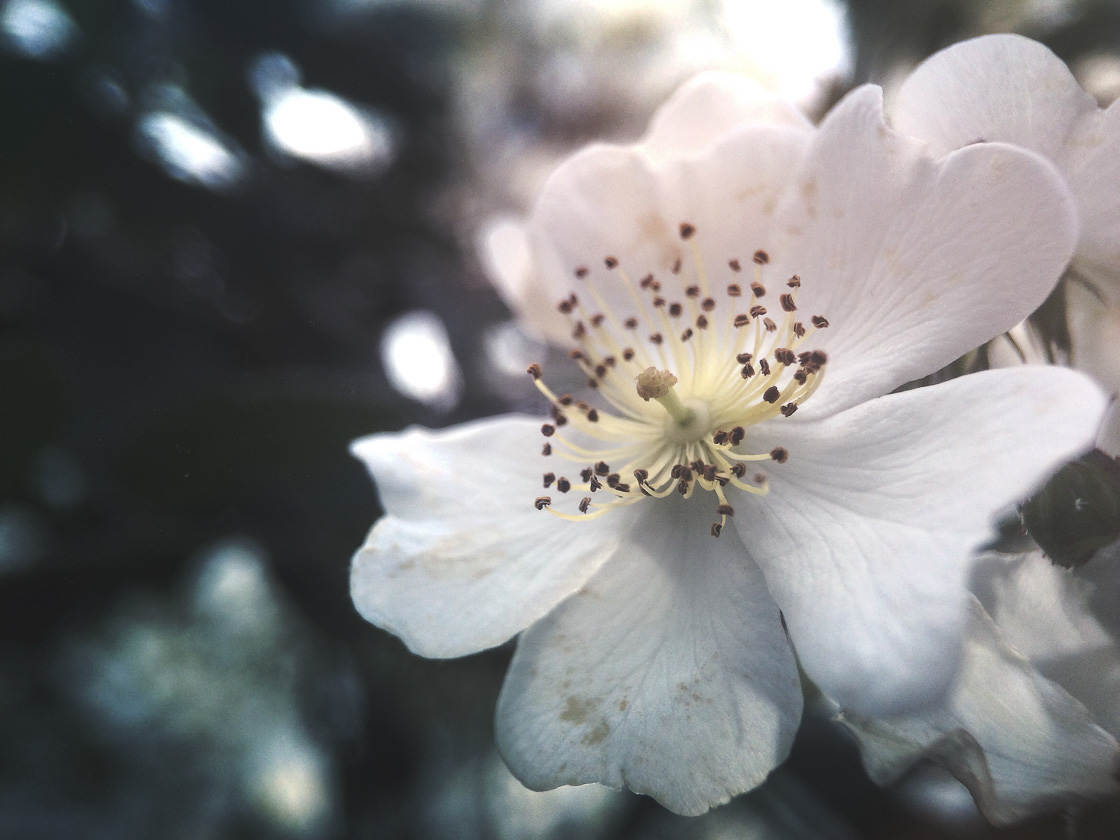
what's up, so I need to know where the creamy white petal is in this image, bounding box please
[837,598,1120,826]
[736,367,1105,715]
[765,85,1077,417]
[975,550,1120,736]
[641,71,812,160]
[350,416,637,658]
[495,498,802,816]
[892,34,1120,294]
[1069,279,1120,395]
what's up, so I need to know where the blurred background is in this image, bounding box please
[3,0,1120,837]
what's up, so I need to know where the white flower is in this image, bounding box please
[836,547,1120,824]
[890,33,1120,302]
[350,73,1105,815]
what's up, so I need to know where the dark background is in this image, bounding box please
[3,0,1120,837]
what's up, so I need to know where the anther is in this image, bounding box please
[696,315,709,329]
[595,461,611,476]
[786,275,801,288]
[639,274,656,289]
[589,476,602,491]
[541,443,552,456]
[624,317,638,329]
[780,293,797,312]
[590,313,605,327]
[534,497,551,510]
[716,504,734,516]
[578,497,591,514]
[759,358,771,376]
[701,297,716,311]
[793,322,806,337]
[653,296,666,308]
[672,258,682,274]
[527,363,542,379]
[669,302,683,317]
[574,266,588,278]
[701,464,717,481]
[679,222,696,239]
[569,349,585,361]
[677,480,689,495]
[543,472,555,488]
[685,285,700,298]
[558,299,573,314]
[558,394,573,405]
[554,414,568,427]
[607,473,620,488]
[763,317,777,332]
[727,284,742,296]
[740,364,754,378]
[557,477,571,492]
[730,463,747,478]
[541,423,556,436]
[572,321,586,339]
[604,256,618,269]
[710,523,722,538]
[736,352,752,364]
[780,403,799,417]
[730,426,745,445]
[811,315,830,328]
[770,447,789,463]
[750,304,767,317]
[729,259,741,272]
[594,364,607,378]
[681,328,693,342]
[750,282,766,298]
[763,386,780,403]
[622,348,635,361]
[633,468,649,483]
[712,430,729,445]
[774,348,796,366]
[734,314,750,327]
[649,333,663,344]
[580,468,593,482]
[615,483,631,493]
[753,250,769,265]
[587,408,599,422]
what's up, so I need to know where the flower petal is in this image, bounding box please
[836,597,1120,825]
[892,34,1120,294]
[736,366,1105,715]
[975,550,1120,736]
[765,85,1077,416]
[641,71,812,160]
[350,415,637,657]
[495,498,802,816]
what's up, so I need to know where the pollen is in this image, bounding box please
[527,223,830,534]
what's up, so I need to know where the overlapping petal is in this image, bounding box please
[837,597,1120,825]
[350,416,638,658]
[737,367,1105,715]
[496,498,801,816]
[892,33,1120,294]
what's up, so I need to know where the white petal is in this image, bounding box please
[495,498,802,816]
[976,550,1120,736]
[350,415,637,657]
[641,71,812,160]
[765,85,1077,416]
[736,367,1105,715]
[891,35,1094,159]
[892,34,1120,294]
[1068,279,1120,395]
[837,598,1120,826]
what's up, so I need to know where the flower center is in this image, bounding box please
[528,221,831,537]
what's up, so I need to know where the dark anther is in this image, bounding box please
[590,313,605,327]
[622,348,635,361]
[639,274,655,288]
[543,472,555,488]
[580,468,593,482]
[534,496,551,510]
[734,314,750,327]
[730,463,747,478]
[681,328,694,342]
[780,403,799,417]
[770,447,789,462]
[604,256,619,269]
[774,348,796,366]
[633,468,649,482]
[587,378,599,389]
[569,349,585,361]
[595,461,611,476]
[736,352,753,364]
[594,364,607,378]
[763,317,777,332]
[677,480,689,495]
[607,473,621,488]
[587,409,600,422]
[727,283,742,297]
[759,358,771,376]
[558,299,573,314]
[679,221,696,239]
[554,414,568,427]
[653,296,666,308]
[702,464,717,481]
[701,297,716,311]
[711,522,722,538]
[669,302,683,317]
[740,364,754,379]
[575,266,589,278]
[696,315,709,329]
[729,258,742,272]
[713,430,729,445]
[750,282,766,298]
[572,321,586,339]
[589,476,602,491]
[763,386,780,403]
[542,443,552,456]
[541,423,556,436]
[717,504,734,516]
[786,275,801,288]
[750,304,767,317]
[527,363,542,379]
[793,322,806,337]
[558,393,574,405]
[649,333,663,344]
[671,465,682,478]
[730,426,745,445]
[557,477,571,493]
[753,250,769,265]
[685,285,700,298]
[810,350,828,366]
[615,483,631,493]
[624,317,638,329]
[780,293,797,312]
[672,257,682,274]
[811,315,830,328]
[579,497,591,514]
[754,473,767,484]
